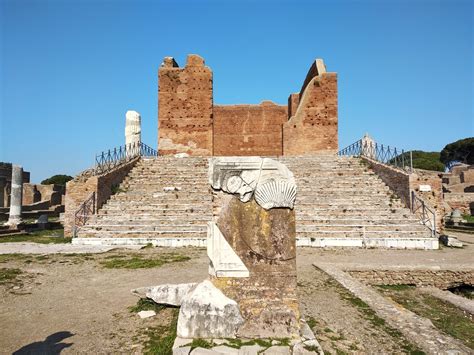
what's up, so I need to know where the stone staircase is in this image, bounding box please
[74,155,435,249]
[75,157,212,246]
[279,156,434,248]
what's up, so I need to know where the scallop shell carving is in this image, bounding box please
[254,179,297,210]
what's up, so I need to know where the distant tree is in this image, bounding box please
[440,137,474,165]
[409,151,445,172]
[390,151,445,172]
[41,174,73,186]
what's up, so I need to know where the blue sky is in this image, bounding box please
[1,0,473,182]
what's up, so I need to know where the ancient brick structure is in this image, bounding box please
[158,55,338,156]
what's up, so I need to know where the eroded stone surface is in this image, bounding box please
[177,280,244,338]
[209,157,296,210]
[134,283,197,306]
[209,158,300,339]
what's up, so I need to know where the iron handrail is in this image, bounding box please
[94,141,157,175]
[73,191,96,237]
[411,191,437,237]
[338,139,413,173]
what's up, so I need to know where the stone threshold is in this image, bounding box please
[71,237,439,249]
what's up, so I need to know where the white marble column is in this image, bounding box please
[6,165,23,227]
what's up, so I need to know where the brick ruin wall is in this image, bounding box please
[23,183,64,206]
[283,70,338,155]
[158,55,338,156]
[349,269,474,290]
[158,55,213,156]
[64,158,139,237]
[213,102,287,156]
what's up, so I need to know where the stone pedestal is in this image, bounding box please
[208,157,300,338]
[6,165,23,227]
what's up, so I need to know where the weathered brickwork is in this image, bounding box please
[64,158,139,237]
[349,269,474,290]
[442,165,474,214]
[213,102,287,156]
[158,55,213,156]
[23,183,64,206]
[283,64,338,155]
[158,55,338,156]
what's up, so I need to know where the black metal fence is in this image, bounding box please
[73,191,96,236]
[411,191,437,237]
[94,141,157,175]
[338,139,413,173]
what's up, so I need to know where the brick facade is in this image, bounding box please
[158,55,213,156]
[213,102,287,156]
[157,55,338,156]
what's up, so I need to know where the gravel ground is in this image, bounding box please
[0,237,473,354]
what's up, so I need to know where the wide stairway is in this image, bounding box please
[280,156,432,248]
[75,157,212,245]
[76,155,434,248]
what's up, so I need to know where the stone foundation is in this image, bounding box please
[348,269,474,289]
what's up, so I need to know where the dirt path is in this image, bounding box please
[1,243,472,354]
[0,248,208,354]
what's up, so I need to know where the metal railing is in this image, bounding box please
[338,139,413,173]
[411,191,437,237]
[73,191,96,237]
[94,141,157,175]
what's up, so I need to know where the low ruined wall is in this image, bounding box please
[444,193,473,215]
[64,158,139,237]
[23,183,64,206]
[349,269,474,290]
[363,159,444,231]
[363,157,411,207]
[213,102,287,156]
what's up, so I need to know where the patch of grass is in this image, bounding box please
[377,284,415,291]
[129,298,166,314]
[0,268,22,284]
[0,228,70,244]
[306,316,318,329]
[0,254,29,263]
[143,308,179,355]
[100,254,190,269]
[304,344,321,352]
[223,337,289,351]
[380,287,474,349]
[326,277,425,354]
[449,285,474,300]
[190,338,214,350]
[462,214,474,223]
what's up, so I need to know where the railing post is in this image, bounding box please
[410,151,413,173]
